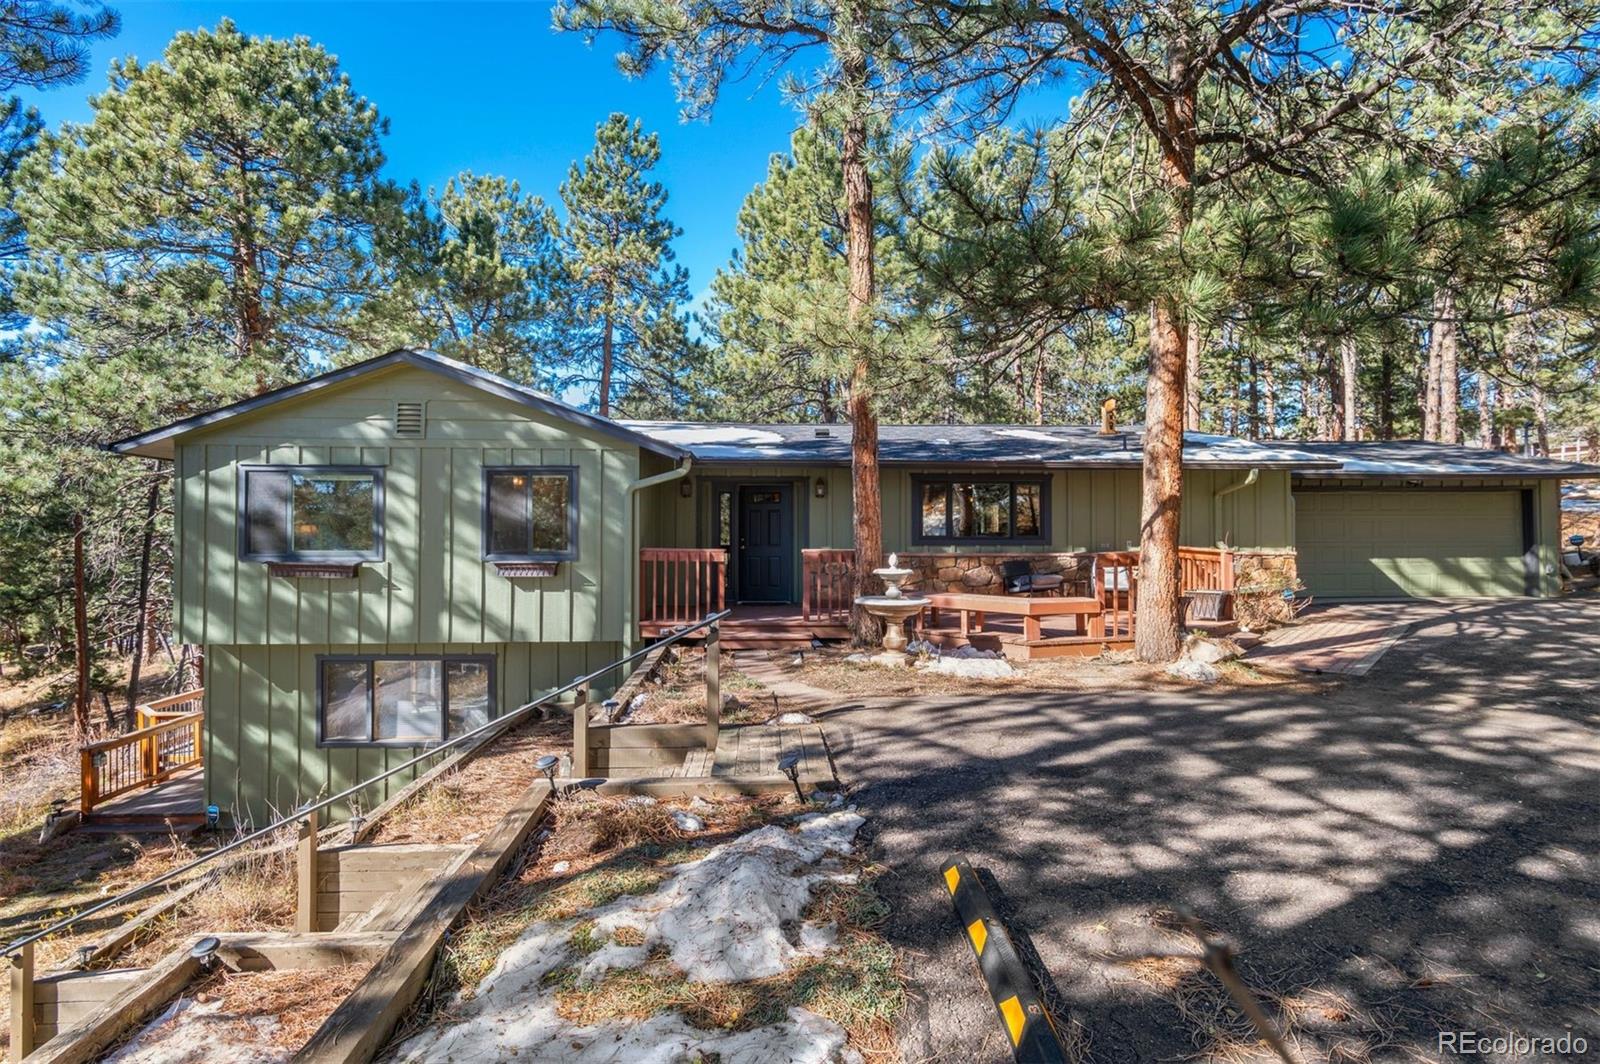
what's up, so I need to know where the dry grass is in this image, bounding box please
[545,858,905,1060]
[395,792,903,1060]
[1108,907,1396,1064]
[617,649,796,725]
[786,648,1303,699]
[364,718,570,845]
[105,963,369,1058]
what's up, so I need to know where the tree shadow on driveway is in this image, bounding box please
[826,597,1600,1062]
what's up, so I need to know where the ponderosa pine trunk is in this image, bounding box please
[1378,349,1394,439]
[1477,372,1494,449]
[1437,291,1459,444]
[72,512,91,737]
[1340,335,1359,440]
[840,69,884,648]
[1135,68,1195,663]
[599,307,615,417]
[126,473,161,728]
[1183,327,1201,431]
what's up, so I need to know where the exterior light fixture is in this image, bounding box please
[680,478,694,498]
[190,935,222,969]
[777,751,805,803]
[814,476,827,499]
[536,754,560,789]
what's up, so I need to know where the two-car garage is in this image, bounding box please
[1284,441,1591,601]
[1293,488,1532,599]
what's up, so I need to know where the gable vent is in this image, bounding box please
[394,401,426,438]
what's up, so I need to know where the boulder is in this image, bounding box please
[924,655,1015,679]
[671,810,706,833]
[1180,634,1243,665]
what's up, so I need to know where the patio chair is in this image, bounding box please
[996,559,1066,596]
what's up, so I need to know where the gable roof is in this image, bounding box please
[1285,439,1600,479]
[620,421,1342,470]
[106,348,690,461]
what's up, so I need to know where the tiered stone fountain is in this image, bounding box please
[853,553,930,667]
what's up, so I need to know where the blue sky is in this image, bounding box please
[15,1,814,305]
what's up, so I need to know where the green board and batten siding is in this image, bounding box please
[643,463,1295,554]
[173,366,634,822]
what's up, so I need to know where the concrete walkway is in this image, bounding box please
[818,596,1600,1062]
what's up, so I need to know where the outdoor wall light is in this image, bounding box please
[814,476,827,499]
[536,754,560,789]
[680,478,694,498]
[777,750,805,803]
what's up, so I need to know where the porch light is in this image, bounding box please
[680,478,694,498]
[536,754,560,788]
[814,476,827,499]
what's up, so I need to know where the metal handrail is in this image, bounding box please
[2,610,730,960]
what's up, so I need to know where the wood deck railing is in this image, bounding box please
[80,690,204,815]
[802,548,858,625]
[133,687,205,729]
[640,548,727,628]
[1178,546,1235,592]
[1093,551,1140,639]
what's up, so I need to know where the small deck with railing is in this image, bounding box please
[639,544,1239,657]
[79,688,206,829]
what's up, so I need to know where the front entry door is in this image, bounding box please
[738,485,793,602]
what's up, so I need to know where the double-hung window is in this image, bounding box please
[240,466,383,562]
[483,466,578,561]
[913,476,1049,545]
[318,655,494,746]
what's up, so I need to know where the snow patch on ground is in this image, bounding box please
[387,810,867,1064]
[921,656,1015,679]
[106,997,287,1064]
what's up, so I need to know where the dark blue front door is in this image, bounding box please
[738,485,793,602]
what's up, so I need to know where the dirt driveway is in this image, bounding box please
[825,597,1600,1062]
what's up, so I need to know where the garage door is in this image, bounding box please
[1294,490,1529,598]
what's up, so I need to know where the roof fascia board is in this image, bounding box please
[106,349,689,461]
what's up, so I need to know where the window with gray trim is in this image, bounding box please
[483,466,578,561]
[913,476,1049,544]
[318,655,493,747]
[240,466,383,562]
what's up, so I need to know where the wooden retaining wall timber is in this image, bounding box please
[315,844,469,933]
[585,722,707,775]
[297,778,555,1064]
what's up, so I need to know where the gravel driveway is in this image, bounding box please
[825,597,1600,1063]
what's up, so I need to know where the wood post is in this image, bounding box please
[572,685,589,779]
[297,808,319,934]
[704,624,721,753]
[9,941,34,1062]
[79,750,95,817]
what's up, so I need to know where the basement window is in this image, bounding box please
[318,655,493,746]
[912,476,1049,545]
[240,466,383,563]
[483,466,578,562]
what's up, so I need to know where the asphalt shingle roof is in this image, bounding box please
[622,422,1341,469]
[1284,440,1600,479]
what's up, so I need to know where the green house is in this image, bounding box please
[110,348,1597,823]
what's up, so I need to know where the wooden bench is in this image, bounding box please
[922,592,1106,642]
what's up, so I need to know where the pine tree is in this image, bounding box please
[554,113,693,417]
[366,172,562,383]
[900,0,1600,660]
[557,0,904,643]
[16,19,394,382]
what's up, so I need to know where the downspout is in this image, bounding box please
[623,456,693,653]
[1213,467,1259,548]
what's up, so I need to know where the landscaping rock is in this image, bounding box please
[947,644,1004,660]
[767,711,816,726]
[1166,658,1221,684]
[1180,634,1243,665]
[551,860,571,875]
[905,639,941,657]
[923,656,1015,679]
[671,810,706,833]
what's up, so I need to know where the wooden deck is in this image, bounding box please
[671,723,833,781]
[83,764,205,831]
[642,603,848,647]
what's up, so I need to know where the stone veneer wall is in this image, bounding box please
[1231,548,1298,589]
[896,552,1097,595]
